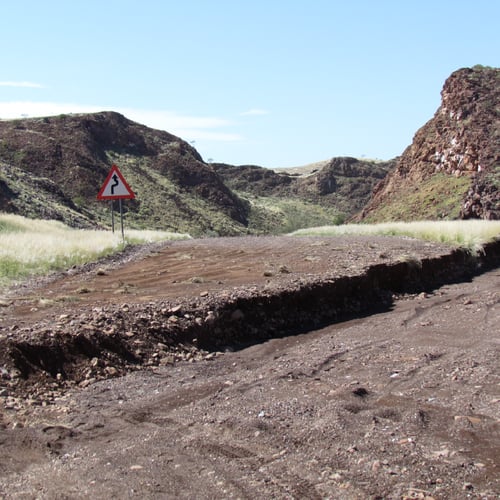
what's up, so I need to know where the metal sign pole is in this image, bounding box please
[111,200,115,233]
[119,198,124,241]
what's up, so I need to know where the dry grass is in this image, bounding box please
[290,220,500,252]
[0,213,190,285]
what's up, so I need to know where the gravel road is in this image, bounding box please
[0,236,498,499]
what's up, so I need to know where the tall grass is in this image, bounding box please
[0,213,191,286]
[289,220,500,251]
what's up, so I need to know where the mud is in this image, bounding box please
[0,235,499,499]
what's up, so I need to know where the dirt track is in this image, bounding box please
[0,236,499,499]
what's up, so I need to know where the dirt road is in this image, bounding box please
[0,236,498,498]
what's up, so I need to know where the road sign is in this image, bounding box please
[97,165,135,200]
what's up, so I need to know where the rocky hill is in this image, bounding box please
[0,112,392,235]
[357,65,499,222]
[214,157,392,228]
[0,112,251,235]
[0,66,497,234]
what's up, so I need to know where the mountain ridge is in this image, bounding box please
[0,113,392,234]
[0,65,498,233]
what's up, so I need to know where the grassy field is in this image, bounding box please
[290,220,500,252]
[0,213,190,287]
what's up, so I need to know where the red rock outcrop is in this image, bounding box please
[358,66,499,221]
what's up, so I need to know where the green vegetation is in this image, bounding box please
[290,220,500,252]
[241,194,345,234]
[104,152,249,236]
[0,213,190,287]
[472,64,495,71]
[484,164,500,190]
[362,174,471,222]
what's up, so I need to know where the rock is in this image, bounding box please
[105,367,118,376]
[205,311,215,324]
[159,355,175,365]
[79,378,95,388]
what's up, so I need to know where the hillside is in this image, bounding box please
[0,112,391,235]
[0,112,249,236]
[357,65,499,222]
[213,157,393,231]
[1,66,497,233]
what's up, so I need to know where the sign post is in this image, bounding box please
[97,165,135,239]
[111,201,115,233]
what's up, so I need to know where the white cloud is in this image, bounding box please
[120,108,242,142]
[0,101,242,142]
[0,81,44,88]
[240,108,269,116]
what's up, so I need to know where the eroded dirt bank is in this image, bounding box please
[0,236,499,498]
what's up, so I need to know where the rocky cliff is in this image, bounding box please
[358,65,499,221]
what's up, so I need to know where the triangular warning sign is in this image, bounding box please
[97,165,135,200]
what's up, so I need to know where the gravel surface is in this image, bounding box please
[0,236,498,498]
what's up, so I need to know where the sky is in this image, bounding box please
[1,1,498,168]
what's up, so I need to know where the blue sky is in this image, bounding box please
[1,1,498,168]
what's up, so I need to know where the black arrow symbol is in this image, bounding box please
[110,173,119,195]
